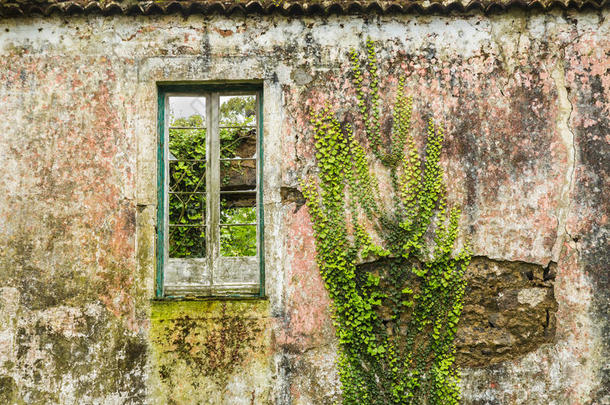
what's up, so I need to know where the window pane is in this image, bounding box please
[220,127,256,159]
[169,160,206,193]
[167,96,207,261]
[169,226,206,258]
[168,96,206,127]
[169,193,205,225]
[219,95,256,126]
[221,193,256,225]
[168,96,206,160]
[220,159,256,191]
[220,225,256,257]
[169,128,206,161]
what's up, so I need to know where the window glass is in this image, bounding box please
[169,96,206,124]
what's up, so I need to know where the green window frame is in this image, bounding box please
[156,84,265,298]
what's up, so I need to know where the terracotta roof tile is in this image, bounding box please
[0,0,607,17]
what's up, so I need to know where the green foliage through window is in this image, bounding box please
[168,95,259,259]
[168,114,207,258]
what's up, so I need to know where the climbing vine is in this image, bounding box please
[301,39,471,404]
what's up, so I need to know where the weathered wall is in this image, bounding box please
[0,9,608,404]
[149,300,272,404]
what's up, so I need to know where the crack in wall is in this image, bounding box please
[550,51,578,261]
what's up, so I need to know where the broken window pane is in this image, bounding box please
[220,225,257,257]
[169,226,206,258]
[220,193,256,257]
[220,127,256,159]
[168,96,207,259]
[169,191,206,258]
[169,193,205,225]
[220,159,256,191]
[220,193,256,225]
[169,160,206,193]
[162,90,261,296]
[169,128,206,161]
[219,95,256,126]
[168,96,206,160]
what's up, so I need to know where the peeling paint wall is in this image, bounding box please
[0,9,608,404]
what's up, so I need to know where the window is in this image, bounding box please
[156,85,264,297]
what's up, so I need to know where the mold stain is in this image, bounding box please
[149,300,271,403]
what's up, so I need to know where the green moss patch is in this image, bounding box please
[149,300,271,404]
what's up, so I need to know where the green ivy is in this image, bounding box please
[301,39,471,404]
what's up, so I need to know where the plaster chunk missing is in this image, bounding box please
[518,288,548,307]
[457,257,558,367]
[356,256,558,369]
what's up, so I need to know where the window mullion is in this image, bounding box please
[208,92,220,289]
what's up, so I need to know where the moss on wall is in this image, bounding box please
[149,300,272,404]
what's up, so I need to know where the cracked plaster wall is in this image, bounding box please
[0,8,608,405]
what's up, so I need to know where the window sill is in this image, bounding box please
[160,282,262,299]
[150,298,270,322]
[152,294,267,302]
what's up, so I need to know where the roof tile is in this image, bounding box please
[0,0,607,17]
